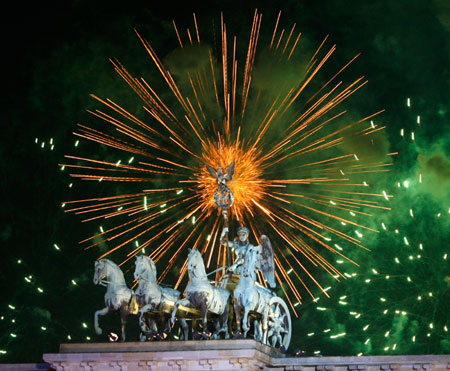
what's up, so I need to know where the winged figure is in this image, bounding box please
[206,160,235,186]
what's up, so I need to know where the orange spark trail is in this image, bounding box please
[65,11,393,311]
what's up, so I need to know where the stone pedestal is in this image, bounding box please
[43,339,280,370]
[42,340,450,371]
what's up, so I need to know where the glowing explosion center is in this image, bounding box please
[199,141,265,221]
[64,11,394,314]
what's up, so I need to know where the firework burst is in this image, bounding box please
[294,98,450,355]
[63,11,393,314]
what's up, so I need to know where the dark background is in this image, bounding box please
[1,0,449,362]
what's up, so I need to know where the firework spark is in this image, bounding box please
[294,98,449,355]
[63,11,392,314]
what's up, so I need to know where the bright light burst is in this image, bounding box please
[295,98,449,355]
[63,11,393,314]
[298,191,449,355]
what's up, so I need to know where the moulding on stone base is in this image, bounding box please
[42,340,450,371]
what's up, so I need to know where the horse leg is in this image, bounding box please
[139,304,152,333]
[170,300,180,327]
[212,318,221,339]
[171,298,190,324]
[171,299,191,340]
[212,310,225,339]
[227,300,234,338]
[224,314,230,340]
[262,307,269,345]
[119,305,128,342]
[233,302,243,338]
[94,307,109,335]
[254,319,262,342]
[215,304,229,339]
[222,304,230,338]
[143,319,158,341]
[201,299,211,339]
[161,314,171,336]
[179,318,189,340]
[139,305,156,341]
[242,306,250,338]
[192,319,200,340]
[156,313,172,341]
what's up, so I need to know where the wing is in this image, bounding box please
[224,160,235,182]
[257,235,276,288]
[205,164,218,180]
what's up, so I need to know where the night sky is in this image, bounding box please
[1,0,449,363]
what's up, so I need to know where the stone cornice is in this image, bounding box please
[39,340,450,370]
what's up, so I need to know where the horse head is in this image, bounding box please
[93,259,108,285]
[93,259,125,287]
[134,255,157,282]
[93,258,133,342]
[187,248,206,279]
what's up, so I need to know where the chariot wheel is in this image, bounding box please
[265,296,292,351]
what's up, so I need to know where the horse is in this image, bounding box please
[134,255,188,340]
[233,246,273,341]
[171,249,230,339]
[93,259,138,341]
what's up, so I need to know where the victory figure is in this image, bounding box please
[220,226,276,288]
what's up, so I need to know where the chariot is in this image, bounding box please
[94,245,292,350]
[93,162,292,351]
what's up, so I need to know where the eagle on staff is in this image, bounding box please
[206,161,235,210]
[205,160,235,187]
[205,160,236,265]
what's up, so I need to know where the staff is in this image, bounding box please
[205,160,235,267]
